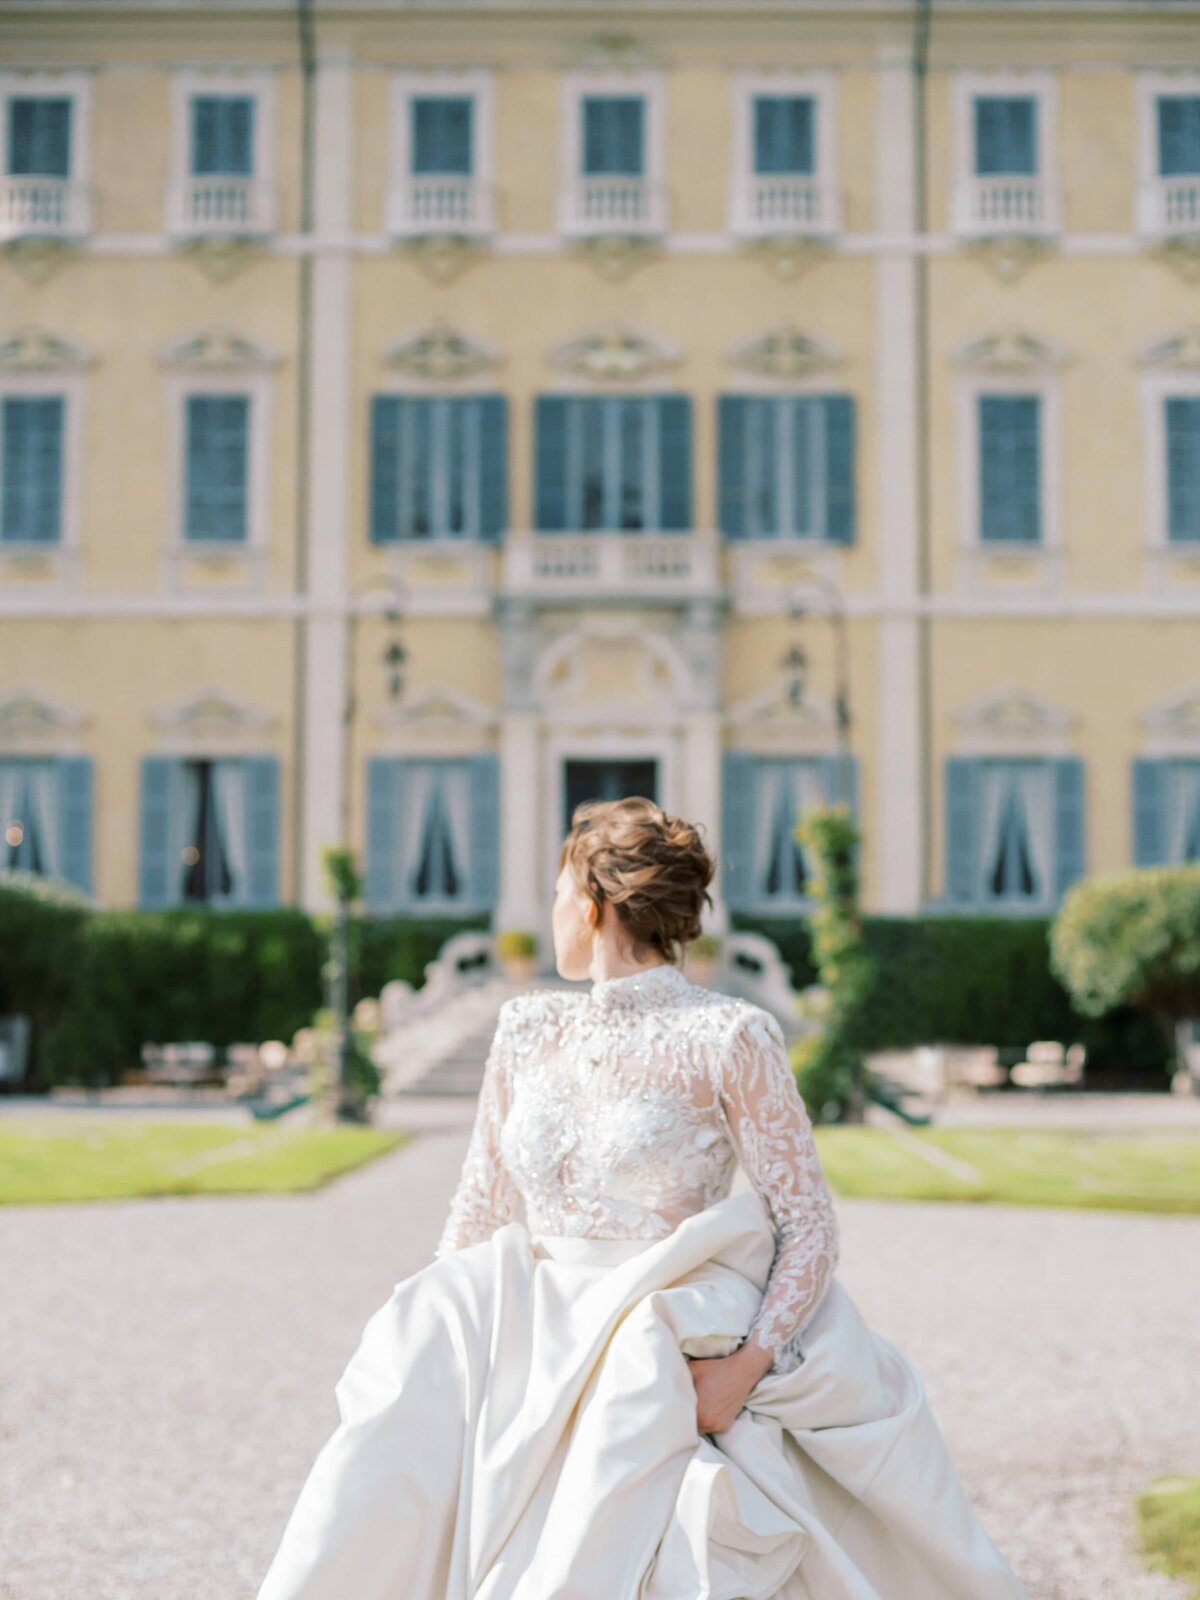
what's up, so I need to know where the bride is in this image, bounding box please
[256,797,1027,1599]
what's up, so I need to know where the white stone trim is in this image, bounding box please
[387,68,495,236]
[165,66,276,237]
[1134,68,1200,238]
[558,67,668,237]
[0,360,86,595]
[0,69,93,188]
[1140,684,1200,757]
[161,366,272,593]
[952,685,1078,758]
[1140,364,1200,596]
[728,69,839,239]
[0,686,88,754]
[953,353,1065,597]
[950,69,1060,238]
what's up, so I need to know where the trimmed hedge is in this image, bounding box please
[734,912,1170,1088]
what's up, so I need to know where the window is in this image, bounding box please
[370,394,506,542]
[718,394,855,542]
[139,755,279,908]
[7,96,71,177]
[944,756,1085,910]
[721,752,857,913]
[411,95,473,175]
[534,394,691,532]
[973,96,1037,177]
[1166,396,1200,543]
[0,755,92,894]
[365,754,498,914]
[1,395,64,544]
[184,394,250,543]
[753,95,814,176]
[1134,758,1200,865]
[1157,95,1200,177]
[581,95,644,175]
[978,394,1041,544]
[190,94,255,177]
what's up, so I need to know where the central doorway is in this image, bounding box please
[562,758,659,832]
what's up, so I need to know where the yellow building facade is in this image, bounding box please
[2,1,1200,953]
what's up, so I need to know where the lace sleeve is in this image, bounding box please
[716,1006,840,1375]
[433,1001,523,1257]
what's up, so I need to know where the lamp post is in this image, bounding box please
[325,572,409,1124]
[782,575,852,802]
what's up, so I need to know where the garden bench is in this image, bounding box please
[1010,1040,1087,1091]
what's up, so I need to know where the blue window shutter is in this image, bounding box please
[1053,757,1086,900]
[753,96,814,175]
[477,394,507,543]
[57,755,93,897]
[139,756,175,908]
[979,394,1040,544]
[365,757,398,912]
[468,752,500,910]
[8,97,72,178]
[185,394,248,543]
[2,396,64,544]
[1166,396,1200,544]
[190,96,254,176]
[242,755,280,908]
[974,95,1036,176]
[945,757,982,905]
[819,752,858,817]
[411,96,473,176]
[1157,96,1200,178]
[369,395,401,544]
[1132,758,1167,867]
[657,394,692,531]
[823,394,856,544]
[535,395,569,531]
[721,752,758,910]
[718,395,746,539]
[582,96,644,176]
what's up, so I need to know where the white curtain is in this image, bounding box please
[1167,763,1200,863]
[978,762,1054,904]
[751,761,827,902]
[400,763,472,906]
[0,761,59,879]
[212,760,247,904]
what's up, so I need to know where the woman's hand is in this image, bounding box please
[686,1338,775,1435]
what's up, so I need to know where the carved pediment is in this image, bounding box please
[548,319,680,382]
[726,321,842,381]
[535,621,688,719]
[378,686,497,733]
[380,318,502,382]
[160,325,280,372]
[0,688,88,744]
[149,690,276,737]
[1136,326,1200,371]
[0,325,93,373]
[563,32,667,71]
[1141,685,1200,752]
[725,685,838,752]
[951,325,1068,372]
[952,686,1077,752]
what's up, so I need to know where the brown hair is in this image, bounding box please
[558,796,715,964]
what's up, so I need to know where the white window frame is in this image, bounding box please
[558,69,667,237]
[955,365,1063,594]
[0,70,93,238]
[950,70,1059,237]
[1135,69,1200,238]
[728,71,839,238]
[387,69,495,239]
[371,388,487,542]
[163,369,272,588]
[0,369,85,589]
[166,69,276,237]
[1141,370,1200,590]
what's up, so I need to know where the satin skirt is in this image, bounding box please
[255,1186,1026,1599]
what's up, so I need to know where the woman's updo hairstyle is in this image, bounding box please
[559,796,715,965]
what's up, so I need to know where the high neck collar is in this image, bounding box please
[587,962,690,1009]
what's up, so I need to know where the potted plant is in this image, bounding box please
[685,933,721,987]
[496,929,539,983]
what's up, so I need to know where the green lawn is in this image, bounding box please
[1137,1477,1200,1597]
[0,1119,410,1205]
[813,1127,1200,1214]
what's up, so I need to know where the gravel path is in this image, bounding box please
[1,1098,1196,1600]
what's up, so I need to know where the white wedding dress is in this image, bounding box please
[256,962,1026,1600]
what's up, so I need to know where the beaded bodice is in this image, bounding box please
[433,962,840,1375]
